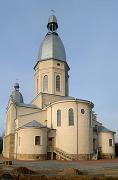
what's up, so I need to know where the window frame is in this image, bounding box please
[68,108,74,126]
[109,139,113,147]
[57,109,61,127]
[35,136,41,146]
[43,75,48,92]
[56,75,60,92]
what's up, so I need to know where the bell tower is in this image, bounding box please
[33,15,70,107]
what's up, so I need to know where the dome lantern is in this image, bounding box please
[9,83,24,104]
[14,83,19,91]
[47,15,58,32]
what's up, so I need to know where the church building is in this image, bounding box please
[3,15,115,160]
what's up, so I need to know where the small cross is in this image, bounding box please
[16,78,19,83]
[51,9,55,14]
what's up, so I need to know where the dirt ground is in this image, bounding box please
[0,157,118,179]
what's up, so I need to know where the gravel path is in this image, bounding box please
[0,158,118,177]
[10,159,118,171]
[0,155,118,171]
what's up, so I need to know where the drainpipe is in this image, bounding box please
[89,107,93,160]
[76,99,78,160]
[16,132,18,159]
[14,103,18,159]
[41,92,43,109]
[89,109,92,160]
[50,104,54,160]
[45,120,48,160]
[50,105,52,128]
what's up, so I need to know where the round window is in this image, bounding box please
[81,109,85,114]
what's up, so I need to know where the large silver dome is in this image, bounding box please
[38,32,66,62]
[38,15,66,62]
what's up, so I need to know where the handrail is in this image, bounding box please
[53,147,73,160]
[47,146,73,160]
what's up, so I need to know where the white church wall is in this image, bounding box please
[16,128,47,156]
[5,104,16,135]
[98,132,115,156]
[16,107,47,128]
[47,106,52,128]
[32,94,43,108]
[47,100,93,155]
[77,102,93,155]
[34,59,67,96]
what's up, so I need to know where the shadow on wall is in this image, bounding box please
[115,143,118,157]
[0,137,3,154]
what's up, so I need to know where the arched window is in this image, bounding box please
[57,109,61,127]
[68,108,74,126]
[56,75,60,92]
[43,75,48,92]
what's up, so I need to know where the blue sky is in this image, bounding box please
[0,0,118,141]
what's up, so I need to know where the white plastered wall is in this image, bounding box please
[5,103,16,135]
[98,132,115,155]
[34,59,68,97]
[15,106,47,129]
[15,128,47,156]
[47,100,93,155]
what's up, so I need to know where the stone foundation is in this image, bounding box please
[16,154,46,160]
[100,153,115,159]
[70,154,92,160]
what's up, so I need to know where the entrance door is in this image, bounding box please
[53,152,56,160]
[93,138,96,153]
[48,137,54,147]
[47,152,51,160]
